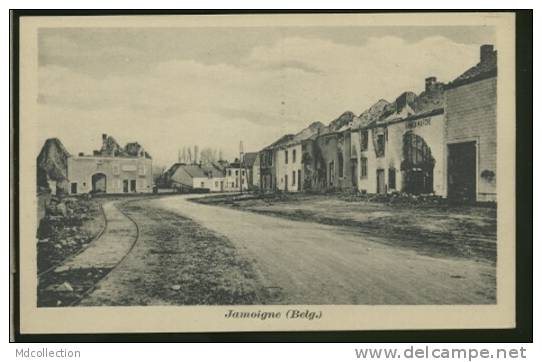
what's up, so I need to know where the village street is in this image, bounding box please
[73,194,496,306]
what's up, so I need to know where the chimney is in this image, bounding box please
[425,76,437,92]
[480,44,494,63]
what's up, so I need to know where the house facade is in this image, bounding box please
[67,155,153,194]
[275,143,303,192]
[167,163,225,192]
[444,44,497,202]
[259,135,294,192]
[224,161,250,192]
[66,134,153,195]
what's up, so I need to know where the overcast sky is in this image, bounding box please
[37,26,495,168]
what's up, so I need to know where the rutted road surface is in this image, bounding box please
[155,194,495,305]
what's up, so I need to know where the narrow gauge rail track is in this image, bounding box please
[68,201,141,306]
[37,199,142,307]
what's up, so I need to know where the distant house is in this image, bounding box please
[223,160,250,192]
[166,163,225,192]
[259,134,295,192]
[241,152,259,189]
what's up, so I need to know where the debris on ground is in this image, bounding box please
[37,194,104,274]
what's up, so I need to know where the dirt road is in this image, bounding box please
[156,194,496,305]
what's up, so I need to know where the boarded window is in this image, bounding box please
[360,157,368,178]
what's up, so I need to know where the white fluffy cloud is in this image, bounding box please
[38,35,480,166]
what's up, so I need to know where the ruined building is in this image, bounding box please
[37,134,153,195]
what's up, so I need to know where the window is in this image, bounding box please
[376,134,385,157]
[285,150,288,164]
[388,168,396,189]
[235,170,239,176]
[292,170,296,185]
[71,182,78,194]
[292,149,296,163]
[360,130,368,151]
[215,181,218,187]
[228,170,232,176]
[138,163,146,176]
[235,179,238,188]
[242,170,245,176]
[113,163,120,175]
[338,152,344,178]
[360,157,368,178]
[231,182,235,188]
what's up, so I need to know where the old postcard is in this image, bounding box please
[16,12,516,334]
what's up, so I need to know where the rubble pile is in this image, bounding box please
[37,196,101,273]
[339,190,446,206]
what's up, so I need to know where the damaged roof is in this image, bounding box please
[242,152,259,167]
[448,46,497,88]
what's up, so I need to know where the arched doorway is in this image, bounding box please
[92,173,107,193]
[400,131,435,194]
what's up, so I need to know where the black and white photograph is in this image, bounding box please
[14,12,519,335]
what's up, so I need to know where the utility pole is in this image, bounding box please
[239,141,244,194]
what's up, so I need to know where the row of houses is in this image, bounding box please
[257,44,498,203]
[160,152,260,193]
[40,44,497,203]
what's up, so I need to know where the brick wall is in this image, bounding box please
[445,76,497,202]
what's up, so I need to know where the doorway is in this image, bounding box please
[91,173,107,193]
[377,169,386,194]
[448,141,476,202]
[401,131,435,194]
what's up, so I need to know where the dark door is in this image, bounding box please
[284,175,288,191]
[123,180,129,193]
[92,173,107,193]
[377,169,386,194]
[448,141,476,202]
[130,180,137,192]
[351,159,358,187]
[297,170,301,191]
